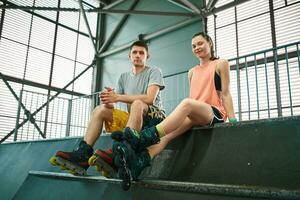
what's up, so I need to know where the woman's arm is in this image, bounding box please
[188,68,193,85]
[217,59,236,120]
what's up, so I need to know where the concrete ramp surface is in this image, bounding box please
[1,116,300,200]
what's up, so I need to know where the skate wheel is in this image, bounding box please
[121,179,131,191]
[88,155,97,166]
[49,156,57,166]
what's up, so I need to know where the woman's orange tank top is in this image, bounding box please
[189,60,227,120]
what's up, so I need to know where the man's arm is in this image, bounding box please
[217,59,236,119]
[100,84,160,105]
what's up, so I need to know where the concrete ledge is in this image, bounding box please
[29,170,300,200]
[193,115,300,130]
[2,116,300,200]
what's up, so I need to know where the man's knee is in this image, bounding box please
[131,100,148,110]
[92,104,112,119]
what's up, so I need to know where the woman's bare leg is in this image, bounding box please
[148,117,193,158]
[159,98,214,135]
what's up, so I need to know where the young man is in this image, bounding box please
[49,40,166,176]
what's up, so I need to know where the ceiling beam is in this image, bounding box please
[206,0,219,11]
[98,0,139,54]
[97,17,201,58]
[167,0,194,13]
[96,0,253,57]
[89,7,197,16]
[78,0,97,54]
[0,5,197,17]
[177,0,201,14]
[203,0,252,16]
[102,0,126,9]
[97,0,108,6]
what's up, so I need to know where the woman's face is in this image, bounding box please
[191,35,212,59]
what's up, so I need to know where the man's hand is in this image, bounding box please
[100,89,118,104]
[99,87,115,108]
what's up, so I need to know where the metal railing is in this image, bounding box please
[229,41,300,121]
[8,90,128,142]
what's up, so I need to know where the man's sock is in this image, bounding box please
[155,124,166,138]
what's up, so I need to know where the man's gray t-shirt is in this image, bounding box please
[115,66,165,111]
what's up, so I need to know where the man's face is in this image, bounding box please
[191,35,211,59]
[129,45,148,67]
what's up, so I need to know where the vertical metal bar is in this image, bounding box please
[26,91,34,140]
[73,99,77,136]
[213,14,217,55]
[83,97,86,135]
[49,100,55,138]
[235,60,242,120]
[269,0,282,117]
[269,0,277,47]
[21,91,28,141]
[0,0,7,39]
[42,94,46,138]
[44,0,60,138]
[95,93,99,106]
[76,100,80,136]
[245,57,251,120]
[263,52,271,118]
[254,54,260,119]
[234,6,241,120]
[61,98,65,135]
[65,99,72,137]
[285,47,293,115]
[55,97,60,137]
[14,89,23,141]
[84,97,88,133]
[297,43,300,74]
[33,93,38,140]
[59,98,62,137]
[89,95,93,124]
[202,16,207,33]
[93,7,105,97]
[273,49,282,116]
[80,97,84,135]
[38,94,44,139]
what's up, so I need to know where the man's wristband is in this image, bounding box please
[229,118,238,123]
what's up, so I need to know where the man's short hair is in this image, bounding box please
[130,40,148,52]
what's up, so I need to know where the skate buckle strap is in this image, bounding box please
[131,129,140,139]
